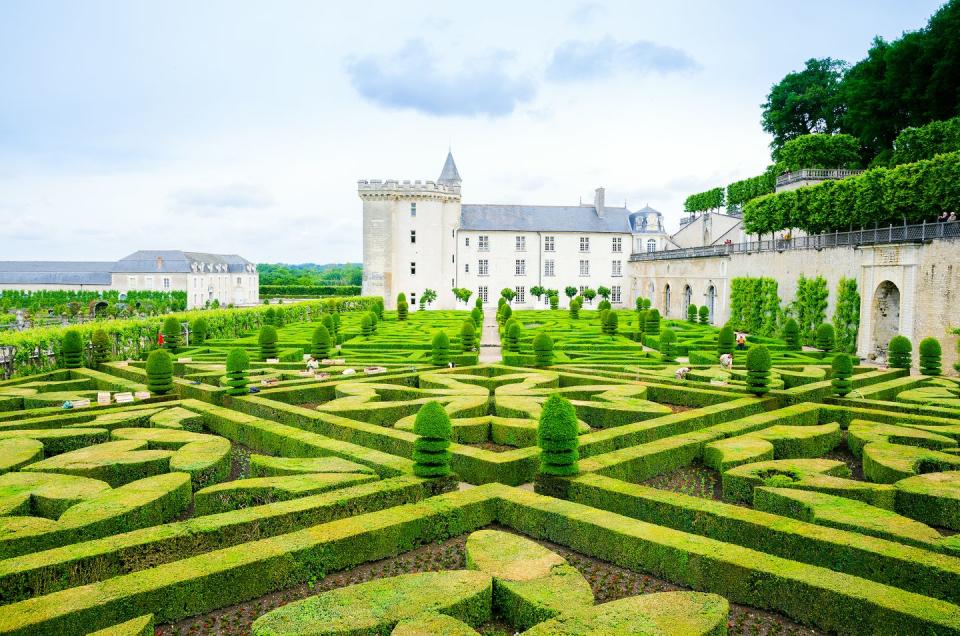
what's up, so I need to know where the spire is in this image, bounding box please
[438,151,461,185]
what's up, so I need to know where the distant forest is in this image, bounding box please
[257,263,362,286]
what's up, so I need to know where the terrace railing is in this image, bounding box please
[775,168,865,188]
[630,221,960,262]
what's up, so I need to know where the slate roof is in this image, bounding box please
[114,251,253,273]
[438,151,462,184]
[0,262,113,285]
[460,204,633,233]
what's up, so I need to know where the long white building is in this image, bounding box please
[358,152,670,309]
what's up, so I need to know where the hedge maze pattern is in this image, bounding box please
[1,307,960,634]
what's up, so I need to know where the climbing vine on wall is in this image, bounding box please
[833,278,860,354]
[729,277,781,337]
[790,275,829,346]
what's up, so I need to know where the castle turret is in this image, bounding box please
[438,151,462,186]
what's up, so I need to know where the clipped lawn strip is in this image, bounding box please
[778,368,907,404]
[0,475,445,604]
[2,486,960,635]
[566,473,960,604]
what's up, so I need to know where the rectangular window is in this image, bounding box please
[579,285,586,295]
[515,235,526,251]
[163,277,170,289]
[579,260,589,276]
[612,260,622,277]
[410,292,416,306]
[515,259,526,276]
[452,254,455,263]
[464,263,469,273]
[410,203,417,217]
[612,237,622,253]
[612,285,621,303]
[544,259,555,277]
[410,262,416,275]
[515,286,525,303]
[465,236,470,247]
[478,286,488,303]
[647,239,657,253]
[145,276,154,288]
[478,235,489,251]
[544,236,555,252]
[580,236,590,252]
[236,277,242,285]
[128,275,137,287]
[478,259,489,276]
[410,230,416,244]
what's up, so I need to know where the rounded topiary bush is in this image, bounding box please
[412,401,452,478]
[782,318,801,351]
[745,344,772,396]
[460,320,476,352]
[397,300,409,321]
[506,321,522,353]
[549,294,559,310]
[831,353,853,397]
[322,313,336,338]
[533,332,554,367]
[636,309,648,336]
[92,329,111,366]
[263,307,277,326]
[537,394,579,476]
[815,323,835,352]
[888,335,912,369]
[191,317,209,344]
[431,331,450,366]
[224,348,250,396]
[569,299,580,320]
[146,349,174,395]
[603,310,618,336]
[259,325,279,360]
[659,328,677,362]
[597,299,611,311]
[312,325,331,359]
[919,337,942,376]
[470,306,482,327]
[718,325,735,355]
[162,317,181,353]
[644,309,661,336]
[372,298,384,320]
[476,296,483,309]
[687,304,697,323]
[61,330,84,369]
[360,314,373,338]
[699,305,710,325]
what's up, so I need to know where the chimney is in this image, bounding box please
[156,256,164,270]
[594,187,605,218]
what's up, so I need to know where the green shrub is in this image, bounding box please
[782,318,801,351]
[602,311,618,336]
[367,310,378,332]
[431,331,450,366]
[322,313,336,339]
[162,317,181,353]
[687,304,697,322]
[919,337,942,376]
[312,325,332,359]
[815,323,836,352]
[470,307,482,327]
[644,309,661,336]
[506,321,522,353]
[533,332,554,367]
[263,307,277,326]
[191,317,209,344]
[745,345,772,396]
[718,325,735,355]
[775,133,861,172]
[475,296,483,309]
[258,325,279,360]
[460,320,476,352]
[146,349,174,395]
[831,353,853,397]
[61,330,83,369]
[372,298,384,320]
[412,401,452,478]
[500,304,513,325]
[92,329,111,366]
[888,335,912,369]
[225,349,250,396]
[698,305,710,324]
[569,300,580,320]
[538,395,579,476]
[549,294,559,310]
[597,299,611,311]
[397,300,408,321]
[360,314,373,338]
[660,328,677,362]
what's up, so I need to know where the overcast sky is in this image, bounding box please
[0,1,944,263]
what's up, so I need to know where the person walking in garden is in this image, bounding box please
[736,332,746,350]
[719,353,733,370]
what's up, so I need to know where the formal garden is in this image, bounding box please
[0,295,959,635]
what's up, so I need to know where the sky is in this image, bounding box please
[0,0,946,264]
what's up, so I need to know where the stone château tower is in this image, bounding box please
[358,152,463,309]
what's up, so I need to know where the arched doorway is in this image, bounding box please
[664,285,671,316]
[683,285,692,312]
[706,285,716,324]
[872,281,900,357]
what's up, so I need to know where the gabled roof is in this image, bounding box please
[438,151,462,184]
[460,204,633,233]
[0,262,113,285]
[114,251,253,274]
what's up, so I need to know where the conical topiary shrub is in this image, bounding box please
[597,299,611,312]
[92,329,111,367]
[312,325,331,359]
[360,314,373,338]
[660,328,677,362]
[476,297,483,309]
[412,401,452,478]
[831,353,853,397]
[718,325,735,355]
[699,305,710,325]
[506,321,522,353]
[263,307,277,326]
[888,335,912,369]
[372,298,384,320]
[919,337,941,376]
[397,300,408,321]
[538,395,579,476]
[782,318,801,351]
[569,299,580,320]
[162,317,181,353]
[367,310,378,332]
[460,320,475,352]
[687,304,697,322]
[191,317,209,344]
[471,306,482,327]
[644,309,661,336]
[549,294,559,310]
[146,349,174,395]
[533,332,554,367]
[431,331,450,366]
[603,311,618,336]
[62,330,83,369]
[224,348,250,396]
[322,314,336,341]
[745,345,772,396]
[259,325,278,360]
[815,323,835,352]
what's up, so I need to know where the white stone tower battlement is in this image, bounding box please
[357,179,461,200]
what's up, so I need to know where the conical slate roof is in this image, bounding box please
[438,151,461,184]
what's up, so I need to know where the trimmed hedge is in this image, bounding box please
[145,350,174,395]
[538,395,579,477]
[412,401,453,478]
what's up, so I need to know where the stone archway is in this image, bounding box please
[706,286,716,324]
[683,285,692,312]
[872,281,900,357]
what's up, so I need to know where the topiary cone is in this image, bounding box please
[831,353,853,397]
[537,394,579,476]
[146,349,174,395]
[745,344,772,396]
[919,337,941,376]
[412,401,452,478]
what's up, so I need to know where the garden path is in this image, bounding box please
[478,312,502,363]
